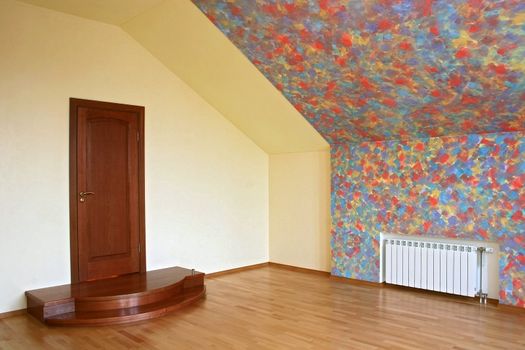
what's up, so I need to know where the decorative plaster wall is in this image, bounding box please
[331,132,524,306]
[193,1,525,306]
[193,0,524,142]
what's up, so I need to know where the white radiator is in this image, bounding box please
[383,239,489,298]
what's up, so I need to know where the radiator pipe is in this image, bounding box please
[477,247,487,304]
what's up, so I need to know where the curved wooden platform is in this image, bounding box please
[25,267,205,326]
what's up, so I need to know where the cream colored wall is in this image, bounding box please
[269,151,331,272]
[0,0,268,313]
[18,0,164,24]
[15,0,329,153]
[121,0,329,154]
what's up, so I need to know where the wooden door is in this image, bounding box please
[70,98,145,282]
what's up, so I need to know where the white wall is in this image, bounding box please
[269,151,331,271]
[0,0,268,313]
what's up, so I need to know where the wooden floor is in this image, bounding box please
[1,265,524,349]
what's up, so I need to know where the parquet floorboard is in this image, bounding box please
[1,265,523,349]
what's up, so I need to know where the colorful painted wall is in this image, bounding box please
[193,1,525,307]
[193,0,524,143]
[331,132,524,306]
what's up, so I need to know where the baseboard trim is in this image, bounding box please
[0,308,26,319]
[496,303,525,312]
[205,262,331,278]
[329,275,383,287]
[205,262,269,278]
[385,283,499,306]
[268,262,330,276]
[330,275,504,306]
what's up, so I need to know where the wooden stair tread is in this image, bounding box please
[25,267,206,326]
[26,267,202,302]
[46,286,205,326]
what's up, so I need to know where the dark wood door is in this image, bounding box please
[70,98,145,282]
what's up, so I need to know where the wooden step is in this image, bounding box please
[25,267,205,326]
[46,286,205,326]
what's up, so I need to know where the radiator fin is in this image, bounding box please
[384,239,481,297]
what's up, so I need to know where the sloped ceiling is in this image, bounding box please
[192,0,525,143]
[121,0,328,153]
[18,0,164,25]
[16,0,329,153]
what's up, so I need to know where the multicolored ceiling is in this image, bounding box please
[192,0,524,143]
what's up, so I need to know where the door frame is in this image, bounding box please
[69,98,146,283]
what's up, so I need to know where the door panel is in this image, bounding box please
[86,117,132,259]
[70,99,145,282]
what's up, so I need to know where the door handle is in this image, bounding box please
[79,191,95,202]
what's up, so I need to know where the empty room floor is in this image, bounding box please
[1,265,524,349]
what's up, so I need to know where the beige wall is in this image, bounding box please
[269,151,331,272]
[0,0,269,313]
[122,0,329,154]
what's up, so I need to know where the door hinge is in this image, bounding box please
[137,132,140,142]
[138,243,141,253]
